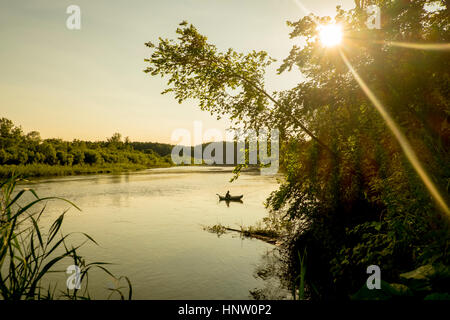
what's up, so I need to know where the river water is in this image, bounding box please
[18,166,288,299]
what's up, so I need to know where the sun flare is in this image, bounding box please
[318,24,343,47]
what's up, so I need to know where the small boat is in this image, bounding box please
[216,194,244,201]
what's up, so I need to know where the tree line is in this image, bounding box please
[0,118,173,175]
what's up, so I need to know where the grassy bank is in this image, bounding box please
[0,163,172,178]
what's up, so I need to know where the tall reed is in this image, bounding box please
[0,176,132,300]
[292,248,307,300]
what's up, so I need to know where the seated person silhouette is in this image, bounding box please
[225,190,231,200]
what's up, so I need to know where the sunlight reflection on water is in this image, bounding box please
[19,166,289,299]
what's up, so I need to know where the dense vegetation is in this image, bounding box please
[130,141,174,157]
[0,118,173,178]
[145,0,450,299]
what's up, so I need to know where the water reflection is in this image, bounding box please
[17,166,284,299]
[249,248,292,300]
[219,199,244,207]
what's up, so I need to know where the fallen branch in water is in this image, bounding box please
[203,224,280,245]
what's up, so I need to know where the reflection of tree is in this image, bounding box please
[249,248,292,300]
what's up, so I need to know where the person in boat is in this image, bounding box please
[225,190,231,200]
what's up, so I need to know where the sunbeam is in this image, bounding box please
[339,48,450,217]
[291,0,449,216]
[379,41,450,51]
[293,0,321,25]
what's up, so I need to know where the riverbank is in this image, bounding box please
[0,163,173,178]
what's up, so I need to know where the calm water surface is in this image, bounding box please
[20,166,287,299]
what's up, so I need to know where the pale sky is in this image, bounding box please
[0,0,354,144]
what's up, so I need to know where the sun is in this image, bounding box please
[318,24,343,47]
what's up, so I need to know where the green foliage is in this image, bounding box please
[351,281,413,300]
[144,22,275,131]
[0,176,132,299]
[131,142,174,157]
[145,0,450,300]
[292,249,308,300]
[351,263,450,300]
[0,118,173,178]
